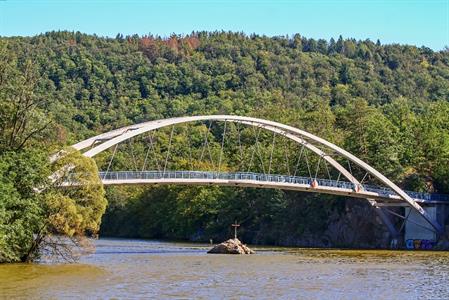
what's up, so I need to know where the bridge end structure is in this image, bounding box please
[403,204,449,249]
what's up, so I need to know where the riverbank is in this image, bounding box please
[100,197,399,249]
[99,235,449,252]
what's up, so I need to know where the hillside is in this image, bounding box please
[1,31,449,248]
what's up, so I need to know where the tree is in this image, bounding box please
[336,98,402,179]
[300,97,339,143]
[38,148,107,261]
[335,35,344,54]
[0,43,52,152]
[0,147,107,263]
[339,63,353,84]
[0,150,48,262]
[411,102,449,192]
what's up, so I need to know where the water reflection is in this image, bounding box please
[1,238,449,299]
[0,264,106,299]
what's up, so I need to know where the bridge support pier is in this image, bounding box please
[373,206,400,239]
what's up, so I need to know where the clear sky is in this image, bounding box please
[1,0,448,50]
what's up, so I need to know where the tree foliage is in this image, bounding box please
[1,31,449,248]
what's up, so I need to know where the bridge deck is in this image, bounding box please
[98,171,449,204]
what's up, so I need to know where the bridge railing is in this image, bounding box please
[98,170,449,203]
[99,170,356,190]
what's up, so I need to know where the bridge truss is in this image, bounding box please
[69,115,449,239]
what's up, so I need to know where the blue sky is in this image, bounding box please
[1,0,448,50]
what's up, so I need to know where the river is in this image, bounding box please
[1,238,449,299]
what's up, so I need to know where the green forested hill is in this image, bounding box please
[1,31,449,248]
[5,31,449,139]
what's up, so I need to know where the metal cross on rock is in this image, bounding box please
[231,222,240,239]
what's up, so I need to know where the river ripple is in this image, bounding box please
[1,238,449,299]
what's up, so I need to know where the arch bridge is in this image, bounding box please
[70,115,449,241]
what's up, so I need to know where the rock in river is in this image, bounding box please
[207,238,255,254]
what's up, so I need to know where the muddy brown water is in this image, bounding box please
[1,238,449,299]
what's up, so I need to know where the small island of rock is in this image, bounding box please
[207,238,255,254]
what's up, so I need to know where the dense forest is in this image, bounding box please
[1,31,449,260]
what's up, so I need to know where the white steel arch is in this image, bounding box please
[71,115,443,234]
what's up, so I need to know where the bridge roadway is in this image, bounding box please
[99,171,449,205]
